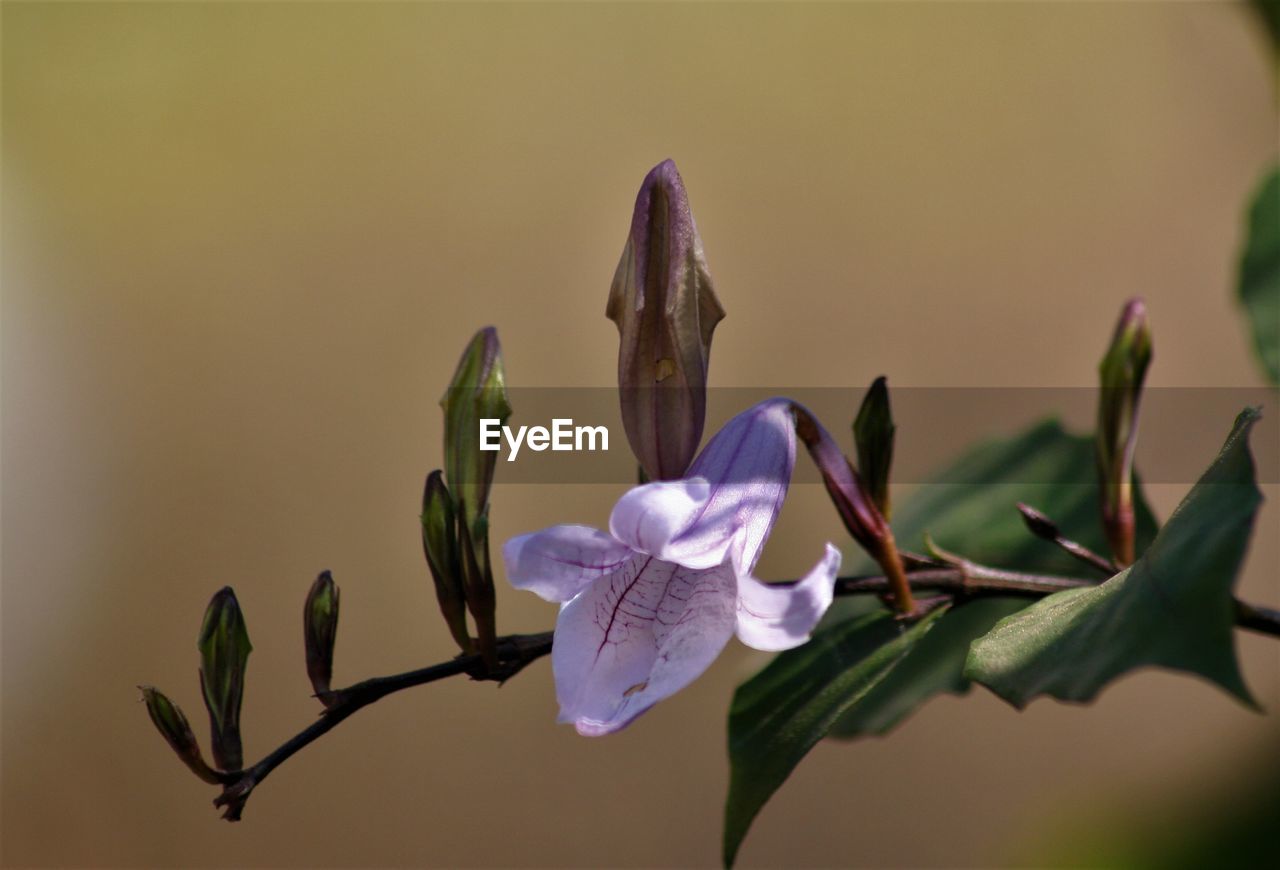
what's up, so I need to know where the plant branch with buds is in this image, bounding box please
[138,161,1280,864]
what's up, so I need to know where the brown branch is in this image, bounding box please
[209,567,1280,821]
[212,631,553,821]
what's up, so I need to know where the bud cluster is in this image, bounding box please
[424,327,511,666]
[140,586,256,785]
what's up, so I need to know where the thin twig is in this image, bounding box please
[1016,502,1117,576]
[213,631,553,820]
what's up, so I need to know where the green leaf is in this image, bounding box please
[722,420,1160,862]
[1252,1,1280,54]
[966,409,1262,709]
[723,606,947,868]
[1239,165,1280,385]
[828,418,1158,738]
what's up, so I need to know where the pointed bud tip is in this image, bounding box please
[642,158,681,188]
[1120,296,1146,322]
[1108,297,1152,354]
[1016,502,1059,540]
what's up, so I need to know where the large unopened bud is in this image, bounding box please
[1096,298,1152,566]
[607,159,725,480]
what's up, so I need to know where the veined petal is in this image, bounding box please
[503,525,635,604]
[735,543,841,651]
[551,555,737,736]
[665,399,793,573]
[607,478,728,569]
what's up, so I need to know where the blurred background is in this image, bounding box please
[3,1,1278,866]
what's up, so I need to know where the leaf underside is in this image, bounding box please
[966,409,1263,709]
[722,419,1160,865]
[723,606,947,868]
[830,419,1158,738]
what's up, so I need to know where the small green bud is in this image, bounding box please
[457,513,498,668]
[607,159,725,480]
[1096,298,1152,566]
[853,376,895,519]
[303,571,340,704]
[440,327,511,549]
[421,471,472,654]
[197,586,252,771]
[138,685,221,784]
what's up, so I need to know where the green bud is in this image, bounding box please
[303,571,340,704]
[458,512,498,668]
[853,376,895,519]
[607,158,725,480]
[138,685,221,784]
[440,327,511,548]
[1096,298,1152,566]
[421,471,472,654]
[197,586,252,771]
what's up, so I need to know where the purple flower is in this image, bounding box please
[503,398,840,736]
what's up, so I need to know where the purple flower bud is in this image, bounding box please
[607,159,725,480]
[792,404,914,613]
[793,406,887,556]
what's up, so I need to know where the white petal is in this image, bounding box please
[551,555,737,736]
[608,398,797,574]
[502,525,635,604]
[678,398,796,573]
[735,543,841,651]
[607,478,731,569]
